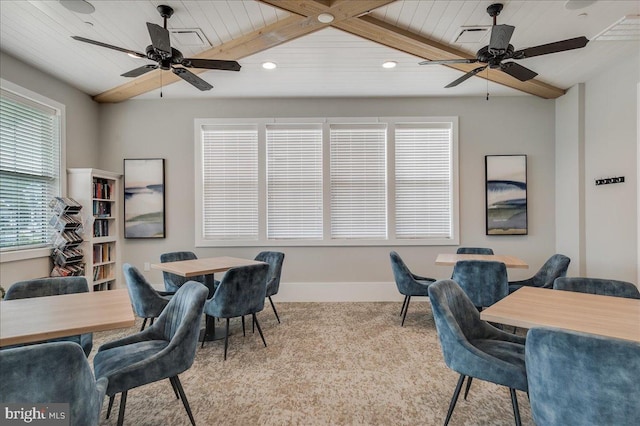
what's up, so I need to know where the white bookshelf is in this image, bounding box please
[67,168,122,291]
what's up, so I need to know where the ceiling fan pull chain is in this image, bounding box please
[486,67,490,101]
[160,70,163,98]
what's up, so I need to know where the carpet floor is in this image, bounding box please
[92,302,533,425]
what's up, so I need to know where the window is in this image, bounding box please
[0,82,63,254]
[195,117,458,246]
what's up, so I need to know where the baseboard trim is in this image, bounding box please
[276,281,429,302]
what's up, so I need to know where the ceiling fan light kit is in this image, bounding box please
[60,0,95,15]
[317,13,335,24]
[70,4,241,92]
[419,3,589,89]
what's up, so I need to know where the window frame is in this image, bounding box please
[0,79,66,263]
[195,116,459,247]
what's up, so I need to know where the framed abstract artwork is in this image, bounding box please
[124,158,166,238]
[485,155,527,235]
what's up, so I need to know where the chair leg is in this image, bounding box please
[242,315,246,337]
[169,378,180,399]
[444,374,466,426]
[510,388,522,426]
[400,295,408,316]
[401,296,412,326]
[201,316,210,349]
[171,376,196,426]
[106,395,115,419]
[150,317,155,327]
[253,313,267,347]
[223,318,230,360]
[463,376,473,400]
[268,296,281,323]
[117,391,127,426]
[140,318,148,331]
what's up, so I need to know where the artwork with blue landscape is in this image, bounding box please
[124,159,165,238]
[486,155,527,235]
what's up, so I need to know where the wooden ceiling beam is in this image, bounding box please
[93,0,395,103]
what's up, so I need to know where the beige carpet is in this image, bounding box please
[92,302,533,425]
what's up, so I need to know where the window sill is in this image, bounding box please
[0,247,52,263]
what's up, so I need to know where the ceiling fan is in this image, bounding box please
[419,3,589,88]
[71,5,240,91]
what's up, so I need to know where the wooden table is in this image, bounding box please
[480,286,640,342]
[435,253,529,269]
[151,256,265,341]
[0,289,135,347]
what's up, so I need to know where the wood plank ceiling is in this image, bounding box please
[94,0,566,103]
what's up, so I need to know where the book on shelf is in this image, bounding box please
[93,200,112,218]
[50,197,82,215]
[93,179,113,200]
[51,264,85,277]
[93,219,110,237]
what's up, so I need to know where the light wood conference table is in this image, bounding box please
[0,289,135,347]
[480,286,640,342]
[151,256,266,341]
[435,253,529,269]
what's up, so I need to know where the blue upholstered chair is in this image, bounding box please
[428,280,527,426]
[160,251,218,298]
[255,251,285,323]
[526,327,640,426]
[123,263,173,331]
[456,247,494,255]
[202,263,270,360]
[389,251,436,326]
[4,276,93,356]
[508,253,570,293]
[94,281,208,426]
[554,276,640,299]
[451,260,508,310]
[0,342,108,426]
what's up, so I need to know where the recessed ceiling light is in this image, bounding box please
[564,0,597,10]
[382,61,397,69]
[262,61,277,70]
[60,0,95,14]
[317,13,335,24]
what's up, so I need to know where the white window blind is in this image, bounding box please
[330,124,387,239]
[201,125,258,240]
[395,123,452,239]
[0,89,60,250]
[266,125,323,239]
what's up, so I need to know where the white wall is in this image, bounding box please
[98,95,557,299]
[583,53,639,282]
[0,52,101,287]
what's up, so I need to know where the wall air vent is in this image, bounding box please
[593,15,640,41]
[169,28,211,47]
[452,26,491,44]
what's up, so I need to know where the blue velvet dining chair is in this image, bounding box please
[202,263,270,360]
[160,251,218,298]
[428,279,527,426]
[4,276,93,356]
[553,276,640,299]
[389,251,436,326]
[508,253,570,293]
[456,247,494,255]
[451,260,508,310]
[0,341,108,426]
[93,281,208,426]
[526,327,640,426]
[254,251,285,323]
[123,263,173,331]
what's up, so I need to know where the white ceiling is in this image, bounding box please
[1,0,638,100]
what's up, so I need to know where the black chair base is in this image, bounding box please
[203,314,268,360]
[268,296,281,323]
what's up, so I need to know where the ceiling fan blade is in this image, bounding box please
[500,62,538,82]
[172,67,213,91]
[71,36,146,58]
[182,58,241,71]
[514,36,589,59]
[489,24,515,54]
[146,22,171,57]
[121,64,158,78]
[445,65,488,88]
[419,58,478,65]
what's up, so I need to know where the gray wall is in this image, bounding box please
[98,95,557,295]
[0,52,100,287]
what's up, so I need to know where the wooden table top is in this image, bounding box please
[0,289,135,347]
[480,286,640,342]
[151,256,265,277]
[435,253,529,269]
